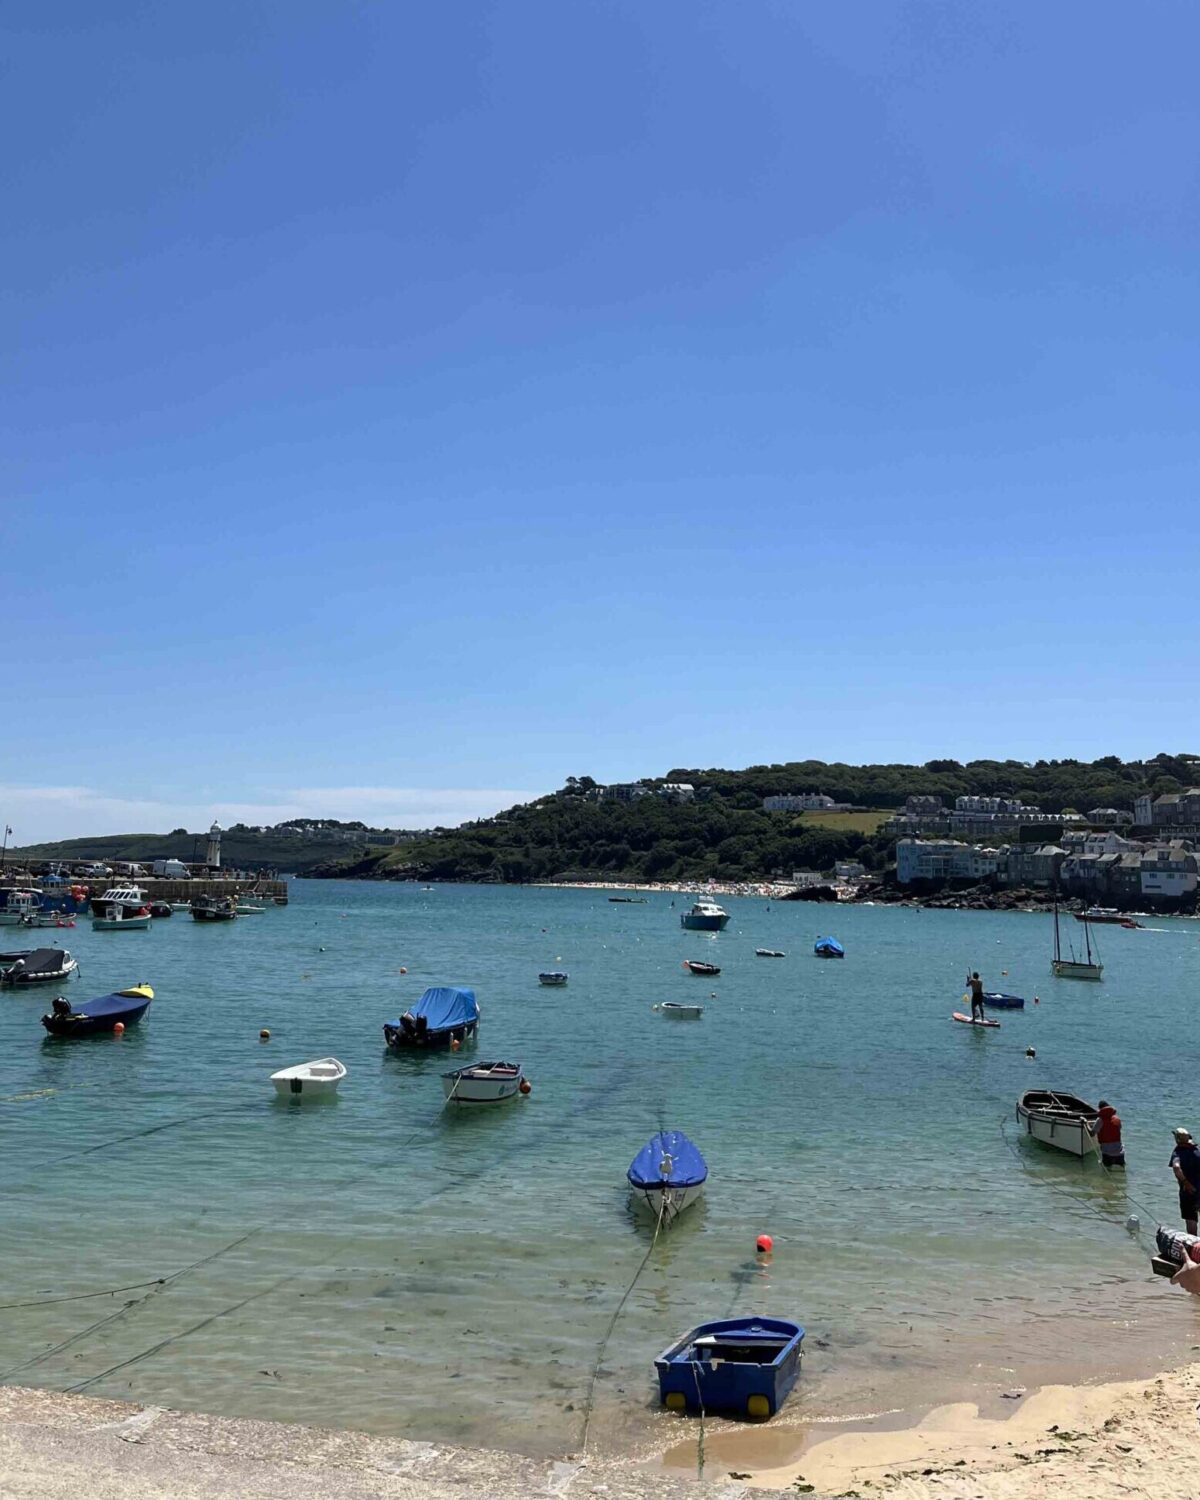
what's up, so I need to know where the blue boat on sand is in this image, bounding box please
[627,1130,707,1226]
[814,936,844,958]
[383,986,479,1050]
[656,1316,805,1420]
[42,985,154,1038]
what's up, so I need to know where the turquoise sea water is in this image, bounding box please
[1,882,1197,1460]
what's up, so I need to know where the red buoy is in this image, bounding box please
[756,1234,773,1254]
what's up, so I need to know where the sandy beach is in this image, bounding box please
[3,1361,1199,1497]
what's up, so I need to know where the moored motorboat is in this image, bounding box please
[236,901,266,914]
[169,901,193,913]
[191,895,238,922]
[90,885,149,919]
[442,1060,525,1104]
[756,949,786,958]
[93,907,152,931]
[1,947,78,985]
[271,1057,346,1098]
[627,1130,707,1225]
[983,991,1025,1009]
[149,901,173,918]
[655,1317,805,1419]
[41,985,153,1038]
[538,971,568,986]
[1076,907,1134,925]
[1016,1090,1100,1157]
[682,959,720,976]
[656,1001,704,1018]
[814,936,844,958]
[0,891,44,926]
[680,898,729,931]
[24,911,75,928]
[384,986,479,1050]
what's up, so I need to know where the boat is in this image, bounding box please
[383,985,480,1050]
[236,901,266,915]
[0,947,78,985]
[41,985,154,1038]
[627,1130,707,1224]
[538,971,569,986]
[680,898,730,932]
[21,912,75,928]
[0,891,44,926]
[982,991,1025,1009]
[441,1060,525,1104]
[814,936,844,958]
[655,1317,805,1420]
[1052,895,1102,980]
[656,1001,704,1018]
[271,1057,346,1098]
[90,885,149,919]
[1015,1090,1100,1156]
[1076,907,1139,926]
[756,949,786,958]
[92,906,151,931]
[682,959,720,976]
[148,901,173,918]
[169,901,193,913]
[609,896,648,904]
[190,895,238,922]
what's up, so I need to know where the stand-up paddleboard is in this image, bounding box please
[952,1011,1000,1028]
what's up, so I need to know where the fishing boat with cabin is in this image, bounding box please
[680,898,729,931]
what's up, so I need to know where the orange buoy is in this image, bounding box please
[519,1078,532,1095]
[756,1234,773,1254]
[113,1022,125,1036]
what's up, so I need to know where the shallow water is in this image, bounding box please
[0,883,1196,1459]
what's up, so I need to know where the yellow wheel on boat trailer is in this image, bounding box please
[665,1392,686,1411]
[746,1394,771,1420]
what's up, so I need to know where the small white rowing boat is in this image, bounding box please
[271,1057,347,1099]
[655,1001,704,1019]
[442,1060,525,1104]
[1016,1090,1099,1157]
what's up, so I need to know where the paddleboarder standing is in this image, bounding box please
[967,971,985,1022]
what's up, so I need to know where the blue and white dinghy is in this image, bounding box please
[627,1130,707,1226]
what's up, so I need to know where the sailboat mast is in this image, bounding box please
[1053,893,1062,962]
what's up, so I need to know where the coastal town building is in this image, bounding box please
[1087,807,1127,824]
[896,839,1003,883]
[658,783,695,803]
[904,795,943,816]
[1003,844,1066,887]
[762,793,849,812]
[600,783,651,803]
[1139,843,1199,900]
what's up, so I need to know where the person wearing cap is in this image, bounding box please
[1088,1100,1124,1170]
[1169,1128,1200,1235]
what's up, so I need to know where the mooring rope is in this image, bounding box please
[576,1188,669,1459]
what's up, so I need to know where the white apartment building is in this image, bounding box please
[896,839,1003,884]
[764,793,843,812]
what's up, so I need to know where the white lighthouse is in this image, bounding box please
[206,821,222,869]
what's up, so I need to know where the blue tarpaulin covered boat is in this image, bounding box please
[627,1130,707,1225]
[383,986,479,1050]
[41,986,154,1038]
[655,1316,805,1420]
[983,991,1025,1009]
[814,936,844,958]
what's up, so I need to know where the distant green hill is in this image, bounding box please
[309,752,1191,885]
[10,827,378,875]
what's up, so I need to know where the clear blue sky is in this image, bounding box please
[4,3,1198,840]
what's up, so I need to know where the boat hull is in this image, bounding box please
[659,1002,704,1018]
[384,1018,479,1051]
[441,1063,523,1104]
[1051,960,1103,981]
[680,913,729,931]
[630,1182,704,1224]
[2,959,77,986]
[92,916,151,931]
[1016,1099,1099,1157]
[42,994,152,1037]
[655,1318,804,1419]
[272,1076,341,1098]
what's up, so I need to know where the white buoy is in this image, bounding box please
[1126,1214,1140,1233]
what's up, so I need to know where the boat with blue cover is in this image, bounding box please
[814,936,844,958]
[983,991,1025,1009]
[41,985,154,1038]
[627,1129,707,1225]
[655,1316,805,1420]
[538,971,568,986]
[383,986,479,1050]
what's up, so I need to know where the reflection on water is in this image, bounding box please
[0,882,1194,1458]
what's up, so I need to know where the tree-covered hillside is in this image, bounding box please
[10,826,370,875]
[312,753,1195,884]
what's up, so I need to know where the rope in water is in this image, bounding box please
[577,1188,669,1459]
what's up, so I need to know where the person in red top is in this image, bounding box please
[1088,1100,1125,1170]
